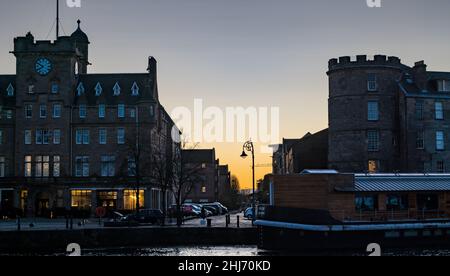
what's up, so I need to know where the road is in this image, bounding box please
[0,212,253,232]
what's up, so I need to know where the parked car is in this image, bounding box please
[244,207,254,220]
[202,205,219,216]
[183,204,213,218]
[202,203,229,215]
[124,209,164,225]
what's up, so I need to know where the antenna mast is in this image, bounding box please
[56,0,60,39]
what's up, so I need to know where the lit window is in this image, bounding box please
[53,129,61,145]
[123,190,144,211]
[118,104,125,118]
[101,155,115,177]
[95,82,103,96]
[53,104,62,118]
[437,80,450,92]
[79,104,87,118]
[71,190,92,209]
[99,128,107,145]
[436,131,445,150]
[24,156,32,177]
[368,101,379,121]
[368,160,379,173]
[40,105,47,118]
[113,82,121,96]
[416,131,424,149]
[24,130,32,145]
[367,74,378,92]
[6,83,14,96]
[0,156,5,177]
[53,156,61,177]
[77,82,85,96]
[99,104,106,118]
[367,130,380,152]
[35,156,50,177]
[75,156,89,177]
[117,128,125,144]
[201,185,207,193]
[131,82,139,96]
[25,104,33,118]
[435,102,444,120]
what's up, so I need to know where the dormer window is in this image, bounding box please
[77,82,85,96]
[131,82,139,96]
[95,82,103,96]
[6,83,14,96]
[437,80,450,92]
[113,82,121,96]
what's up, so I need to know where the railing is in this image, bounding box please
[330,209,449,223]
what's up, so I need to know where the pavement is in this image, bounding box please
[0,212,253,232]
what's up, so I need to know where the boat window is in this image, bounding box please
[417,194,439,211]
[355,195,378,212]
[386,194,409,211]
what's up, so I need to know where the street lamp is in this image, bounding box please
[240,140,256,224]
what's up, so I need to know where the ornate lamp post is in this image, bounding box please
[240,141,256,224]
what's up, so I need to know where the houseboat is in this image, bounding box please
[255,171,450,251]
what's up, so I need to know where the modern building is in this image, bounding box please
[218,164,231,202]
[0,21,179,218]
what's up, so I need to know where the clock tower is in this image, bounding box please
[11,22,90,179]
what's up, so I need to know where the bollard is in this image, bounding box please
[237,215,240,228]
[17,216,21,231]
[226,215,230,228]
[207,219,212,228]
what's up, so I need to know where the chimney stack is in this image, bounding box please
[413,61,427,91]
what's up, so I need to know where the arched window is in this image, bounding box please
[77,82,85,96]
[6,83,14,96]
[131,82,139,96]
[113,82,121,96]
[95,82,103,96]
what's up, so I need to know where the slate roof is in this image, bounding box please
[75,73,157,105]
[338,174,450,192]
[0,75,16,107]
[399,71,450,99]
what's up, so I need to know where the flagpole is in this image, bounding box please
[56,0,60,39]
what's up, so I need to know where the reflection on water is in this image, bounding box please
[81,246,450,257]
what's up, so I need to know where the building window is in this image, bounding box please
[435,102,444,120]
[149,105,155,117]
[367,101,379,121]
[130,107,136,118]
[437,161,445,173]
[128,157,136,176]
[416,131,425,149]
[117,128,125,144]
[0,130,3,145]
[53,104,61,118]
[24,156,32,177]
[99,104,106,118]
[53,156,61,177]
[367,130,380,152]
[75,156,89,177]
[131,82,139,96]
[436,131,445,151]
[7,84,14,96]
[28,84,35,94]
[25,104,33,118]
[101,155,115,177]
[71,190,92,209]
[53,129,61,145]
[0,157,5,177]
[99,128,107,145]
[437,80,450,92]
[24,130,32,145]
[386,194,409,211]
[368,160,379,173]
[35,156,50,177]
[355,195,378,212]
[95,82,103,96]
[367,74,378,92]
[77,83,85,96]
[76,129,90,145]
[36,129,50,145]
[39,105,47,118]
[113,82,121,96]
[124,190,145,211]
[201,185,207,193]
[79,104,87,119]
[415,101,424,120]
[417,194,439,211]
[51,84,59,94]
[118,104,125,118]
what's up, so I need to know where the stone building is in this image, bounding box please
[0,21,180,218]
[328,55,450,173]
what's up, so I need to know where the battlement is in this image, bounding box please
[328,55,403,71]
[13,32,77,54]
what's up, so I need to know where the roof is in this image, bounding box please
[182,149,216,164]
[340,174,450,192]
[70,20,89,43]
[75,73,156,105]
[399,71,450,99]
[301,169,338,175]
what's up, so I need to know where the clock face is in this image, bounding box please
[35,58,52,76]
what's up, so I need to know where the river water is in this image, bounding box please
[79,246,450,256]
